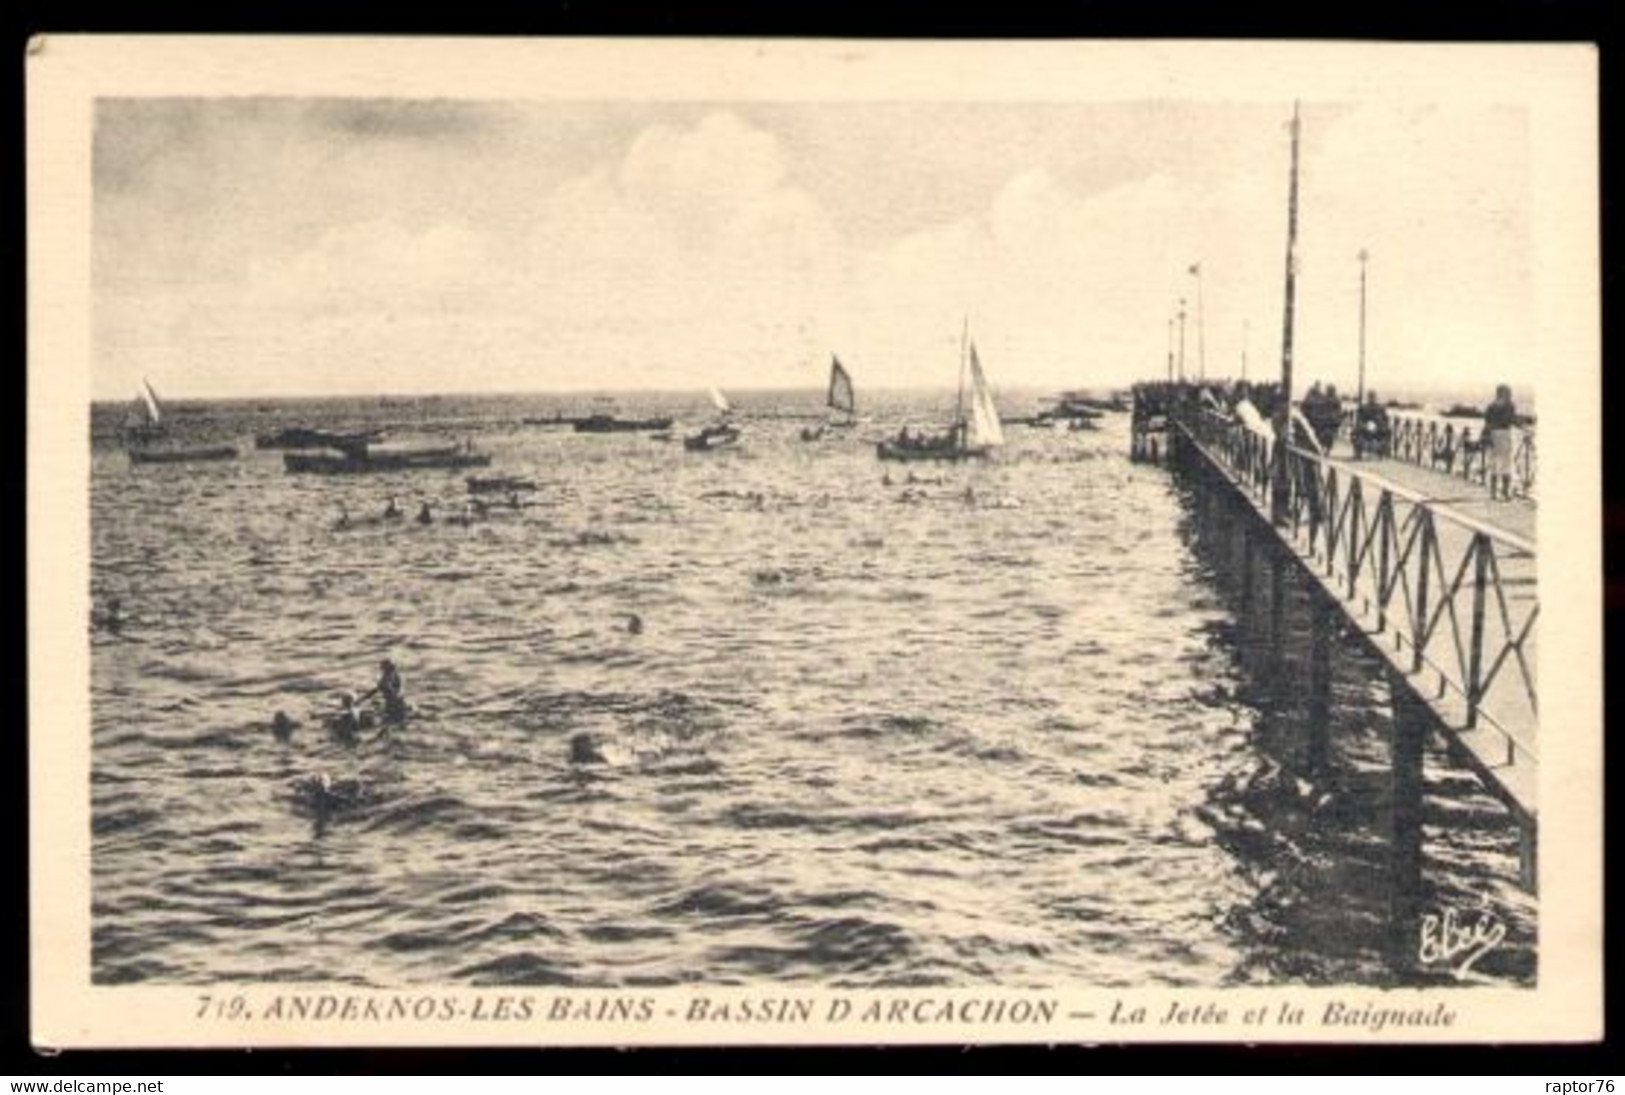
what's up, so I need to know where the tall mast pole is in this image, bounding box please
[1272,101,1302,525]
[1166,317,1175,383]
[1241,319,1250,381]
[1357,248,1369,406]
[1190,262,1206,381]
[1177,298,1187,384]
[956,314,969,425]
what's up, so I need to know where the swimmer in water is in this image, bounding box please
[626,613,644,636]
[101,596,124,635]
[271,710,297,742]
[383,496,402,520]
[335,504,351,531]
[416,501,433,525]
[329,692,363,742]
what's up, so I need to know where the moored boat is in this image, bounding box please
[128,444,239,465]
[572,413,675,434]
[466,475,538,494]
[284,443,492,474]
[255,426,383,451]
[683,422,741,452]
[684,388,741,452]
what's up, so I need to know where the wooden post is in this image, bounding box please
[1519,821,1538,894]
[1411,516,1433,673]
[1307,592,1332,774]
[1466,533,1490,728]
[1241,520,1255,627]
[1376,494,1393,632]
[1387,667,1427,952]
[1346,479,1362,600]
[1270,546,1287,683]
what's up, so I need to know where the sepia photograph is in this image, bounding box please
[28,37,1601,1047]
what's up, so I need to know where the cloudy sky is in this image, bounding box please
[92,97,1532,400]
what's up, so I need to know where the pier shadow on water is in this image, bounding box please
[1170,474,1536,988]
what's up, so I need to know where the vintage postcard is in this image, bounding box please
[27,37,1600,1047]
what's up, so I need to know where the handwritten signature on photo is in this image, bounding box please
[1418,904,1507,980]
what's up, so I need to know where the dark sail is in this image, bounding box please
[827,357,856,417]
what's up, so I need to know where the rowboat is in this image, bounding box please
[128,445,238,465]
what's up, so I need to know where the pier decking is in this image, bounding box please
[1134,384,1539,892]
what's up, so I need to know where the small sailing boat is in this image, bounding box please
[124,378,239,465]
[801,356,858,441]
[684,387,741,452]
[876,328,1004,462]
[121,378,168,444]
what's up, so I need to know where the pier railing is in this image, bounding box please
[1358,409,1537,497]
[1182,406,1539,770]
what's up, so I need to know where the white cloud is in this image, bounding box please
[93,101,1538,400]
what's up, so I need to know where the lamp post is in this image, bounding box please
[1356,248,1369,407]
[1189,261,1206,381]
[1272,101,1302,526]
[1177,297,1187,384]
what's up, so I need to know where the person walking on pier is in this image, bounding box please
[1484,384,1519,500]
[1354,391,1391,460]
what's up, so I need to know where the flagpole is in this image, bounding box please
[1166,317,1175,383]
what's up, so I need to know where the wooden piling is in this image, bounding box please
[1387,666,1428,943]
[1307,593,1332,774]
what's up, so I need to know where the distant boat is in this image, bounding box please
[254,426,383,451]
[467,475,537,494]
[801,356,857,441]
[121,378,169,444]
[572,413,675,434]
[877,328,1004,462]
[684,388,741,452]
[128,444,238,465]
[1053,390,1130,414]
[284,440,492,474]
[121,378,240,464]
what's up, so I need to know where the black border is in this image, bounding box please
[10,0,1617,1075]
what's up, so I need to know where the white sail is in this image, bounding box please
[827,357,856,417]
[964,343,1004,449]
[709,387,732,414]
[139,378,163,425]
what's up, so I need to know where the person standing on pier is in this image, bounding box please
[1483,384,1519,500]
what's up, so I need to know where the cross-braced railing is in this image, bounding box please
[1377,411,1537,497]
[1182,407,1538,769]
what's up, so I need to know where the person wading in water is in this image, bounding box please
[361,658,409,724]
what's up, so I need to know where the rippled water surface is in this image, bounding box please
[90,391,1536,987]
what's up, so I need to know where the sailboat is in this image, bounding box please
[684,387,742,452]
[800,356,858,441]
[123,378,239,465]
[121,378,168,444]
[876,329,1005,462]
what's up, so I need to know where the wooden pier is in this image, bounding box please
[1132,383,1539,896]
